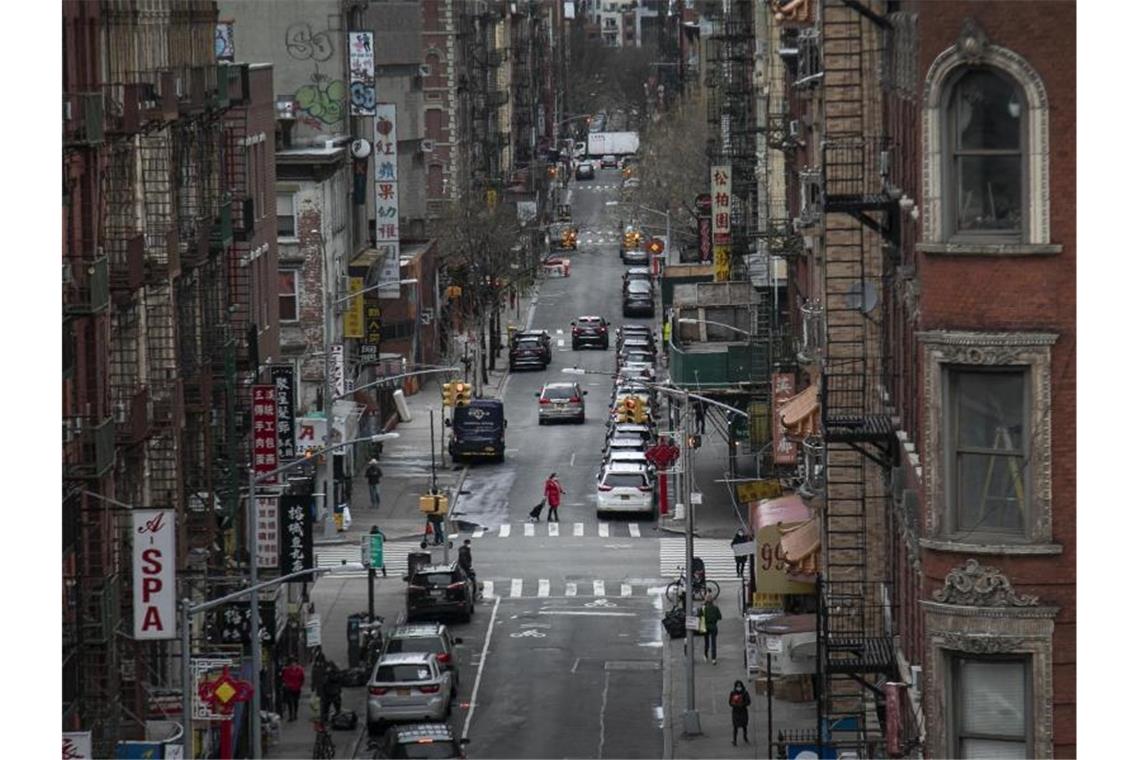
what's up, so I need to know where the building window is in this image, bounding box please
[276,192,297,238]
[278,270,299,322]
[945,367,1029,537]
[945,68,1025,237]
[950,656,1030,758]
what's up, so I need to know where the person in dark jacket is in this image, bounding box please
[729,680,752,745]
[365,458,382,508]
[319,660,342,722]
[730,528,752,577]
[702,598,723,664]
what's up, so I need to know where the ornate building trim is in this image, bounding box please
[917,331,1057,544]
[933,559,1039,607]
[921,18,1051,245]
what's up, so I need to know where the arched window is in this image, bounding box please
[945,68,1025,237]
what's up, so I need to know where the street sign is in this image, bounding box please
[361,533,384,568]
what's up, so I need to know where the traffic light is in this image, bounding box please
[454,382,472,407]
[632,397,647,424]
[688,434,702,450]
[615,397,637,423]
[441,382,455,407]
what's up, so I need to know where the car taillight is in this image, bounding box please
[419,684,440,694]
[408,585,427,594]
[598,484,613,491]
[568,396,581,403]
[600,325,608,332]
[638,484,653,492]
[369,686,389,696]
[436,652,451,665]
[447,581,466,590]
[539,398,551,404]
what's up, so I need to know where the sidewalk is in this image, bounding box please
[663,597,817,759]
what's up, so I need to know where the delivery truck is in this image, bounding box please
[587,131,640,158]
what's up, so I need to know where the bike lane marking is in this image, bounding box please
[461,593,501,741]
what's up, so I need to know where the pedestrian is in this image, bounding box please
[458,538,475,583]
[544,473,565,522]
[365,458,383,509]
[319,660,342,722]
[427,510,446,545]
[702,598,722,664]
[694,399,706,434]
[311,647,327,697]
[731,528,752,577]
[729,680,752,745]
[280,657,305,721]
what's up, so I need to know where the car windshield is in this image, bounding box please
[625,352,654,363]
[398,742,460,759]
[373,664,433,683]
[516,339,542,349]
[543,385,577,399]
[386,638,444,655]
[414,572,457,587]
[626,281,652,294]
[603,473,647,488]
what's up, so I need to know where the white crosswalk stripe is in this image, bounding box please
[315,541,423,576]
[472,528,485,538]
[499,524,511,538]
[511,578,523,598]
[629,523,641,538]
[599,523,610,538]
[659,538,743,582]
[524,522,535,537]
[483,580,494,598]
[538,579,550,597]
[460,521,651,539]
[566,582,578,597]
[549,522,559,537]
[476,579,664,598]
[574,522,584,536]
[593,580,605,596]
[621,583,632,597]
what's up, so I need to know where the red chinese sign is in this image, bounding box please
[252,384,278,483]
[711,165,732,245]
[772,373,798,466]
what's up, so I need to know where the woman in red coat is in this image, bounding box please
[543,473,565,522]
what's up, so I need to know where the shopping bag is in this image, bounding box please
[697,609,707,635]
[342,505,352,530]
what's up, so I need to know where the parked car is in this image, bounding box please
[602,435,650,459]
[617,324,653,346]
[381,624,463,681]
[366,653,454,734]
[620,242,649,266]
[617,337,657,360]
[600,449,652,477]
[509,336,548,371]
[571,316,610,350]
[537,382,587,425]
[511,329,553,363]
[617,361,656,382]
[596,462,655,516]
[622,267,652,288]
[600,154,619,168]
[405,563,476,623]
[372,723,469,759]
[575,162,595,180]
[604,422,656,445]
[622,280,655,316]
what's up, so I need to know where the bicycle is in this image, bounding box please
[312,720,336,759]
[664,565,720,605]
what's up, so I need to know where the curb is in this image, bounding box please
[662,629,674,759]
[660,523,700,537]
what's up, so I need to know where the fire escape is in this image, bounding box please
[468,3,503,191]
[813,1,903,755]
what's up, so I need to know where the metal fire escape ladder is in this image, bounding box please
[817,1,898,755]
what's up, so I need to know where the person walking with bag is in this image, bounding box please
[730,528,752,577]
[365,458,382,509]
[543,473,565,522]
[280,657,305,721]
[702,598,722,664]
[729,680,752,745]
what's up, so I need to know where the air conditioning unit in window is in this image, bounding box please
[910,665,923,701]
[419,139,434,154]
[789,119,800,139]
[419,64,432,77]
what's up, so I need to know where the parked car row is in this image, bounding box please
[509,329,553,371]
[595,325,661,518]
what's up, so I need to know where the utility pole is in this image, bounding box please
[320,231,338,541]
[248,467,262,758]
[682,389,701,735]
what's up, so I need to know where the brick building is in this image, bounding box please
[762,0,1075,756]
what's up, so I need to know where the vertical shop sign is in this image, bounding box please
[256,496,279,568]
[344,276,365,337]
[347,32,375,116]
[772,372,798,465]
[132,510,176,640]
[280,494,314,580]
[362,301,382,363]
[329,344,345,398]
[374,103,401,299]
[252,385,278,483]
[270,365,296,462]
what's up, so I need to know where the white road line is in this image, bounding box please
[524,522,535,537]
[538,610,636,617]
[566,582,578,596]
[499,524,510,538]
[510,578,523,597]
[472,528,485,539]
[598,671,610,758]
[557,338,565,347]
[483,580,494,599]
[556,329,564,335]
[570,452,576,467]
[629,523,641,538]
[593,580,605,596]
[549,522,560,537]
[599,523,610,538]
[462,593,501,741]
[621,583,633,597]
[538,579,550,597]
[574,523,584,536]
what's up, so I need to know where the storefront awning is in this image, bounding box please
[751,493,811,531]
[353,390,379,414]
[779,384,820,437]
[780,517,820,562]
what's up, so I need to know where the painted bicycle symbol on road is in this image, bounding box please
[585,598,617,608]
[510,628,547,638]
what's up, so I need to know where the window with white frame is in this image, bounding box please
[276,192,297,238]
[944,67,1026,237]
[950,656,1030,759]
[945,367,1029,537]
[278,270,299,322]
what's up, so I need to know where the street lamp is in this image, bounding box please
[242,432,395,758]
[563,367,747,736]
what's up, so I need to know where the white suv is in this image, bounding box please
[596,462,654,516]
[366,652,454,735]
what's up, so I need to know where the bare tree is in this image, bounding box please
[631,91,709,237]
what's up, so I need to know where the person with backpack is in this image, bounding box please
[365,458,382,509]
[319,660,342,722]
[729,680,752,745]
[544,473,565,522]
[701,598,723,664]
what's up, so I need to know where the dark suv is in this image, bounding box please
[571,316,610,350]
[405,563,476,623]
[372,723,469,759]
[509,336,548,371]
[510,329,552,363]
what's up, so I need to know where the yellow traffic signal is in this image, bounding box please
[454,382,472,407]
[441,382,455,407]
[632,397,647,424]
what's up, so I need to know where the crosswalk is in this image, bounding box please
[659,538,744,582]
[468,522,647,539]
[480,578,667,599]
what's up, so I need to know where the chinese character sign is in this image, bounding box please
[374,103,401,298]
[347,32,375,116]
[375,243,401,300]
[772,372,798,465]
[271,365,296,462]
[374,103,398,181]
[714,244,731,282]
[711,165,732,245]
[280,494,314,580]
[344,276,365,338]
[330,344,345,398]
[210,601,275,645]
[251,385,278,483]
[363,302,382,362]
[132,510,176,640]
[256,496,279,569]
